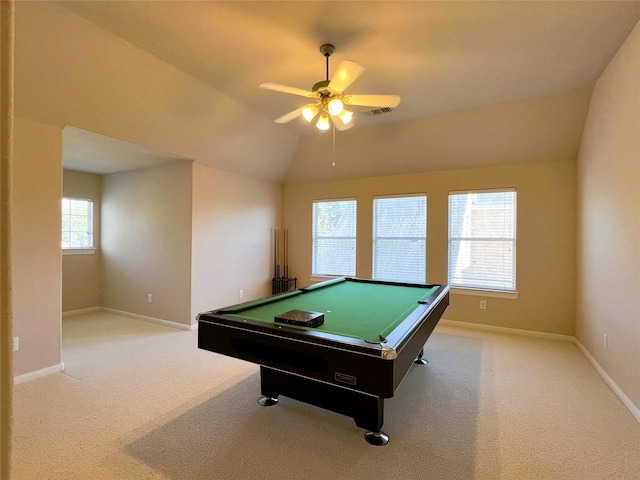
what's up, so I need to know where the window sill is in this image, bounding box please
[63,248,96,256]
[450,287,519,300]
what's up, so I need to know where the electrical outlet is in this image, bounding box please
[239,290,244,298]
[13,337,19,352]
[147,294,153,303]
[480,300,487,310]
[604,334,608,349]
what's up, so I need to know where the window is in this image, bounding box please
[312,199,356,276]
[62,197,94,250]
[448,189,516,291]
[373,194,426,283]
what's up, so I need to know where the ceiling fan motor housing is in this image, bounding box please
[312,80,332,96]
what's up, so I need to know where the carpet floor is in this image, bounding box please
[12,311,640,479]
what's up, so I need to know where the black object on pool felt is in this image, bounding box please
[275,309,324,328]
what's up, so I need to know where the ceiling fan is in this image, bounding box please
[259,44,401,131]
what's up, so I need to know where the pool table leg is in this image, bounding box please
[414,347,428,365]
[258,395,279,406]
[259,366,389,445]
[364,431,389,446]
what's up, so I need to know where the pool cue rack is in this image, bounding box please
[272,228,296,294]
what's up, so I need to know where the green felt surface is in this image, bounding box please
[227,280,438,343]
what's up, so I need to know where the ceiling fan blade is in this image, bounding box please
[343,94,401,108]
[274,108,303,124]
[328,61,365,93]
[259,82,315,98]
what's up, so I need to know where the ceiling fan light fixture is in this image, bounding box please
[327,98,344,116]
[302,104,319,122]
[316,113,330,131]
[338,109,353,125]
[260,44,400,131]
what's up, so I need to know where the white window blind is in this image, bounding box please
[373,195,426,283]
[448,189,516,291]
[62,197,94,249]
[312,199,357,276]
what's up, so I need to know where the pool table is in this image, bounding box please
[197,277,449,445]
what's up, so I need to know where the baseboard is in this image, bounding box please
[14,362,64,385]
[439,318,574,342]
[99,307,196,331]
[574,339,640,424]
[439,318,640,424]
[62,306,101,317]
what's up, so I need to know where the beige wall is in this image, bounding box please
[1,3,15,474]
[191,164,281,322]
[576,22,640,409]
[62,169,102,312]
[13,117,62,376]
[101,161,193,326]
[283,161,577,336]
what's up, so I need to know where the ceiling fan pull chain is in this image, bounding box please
[332,122,336,167]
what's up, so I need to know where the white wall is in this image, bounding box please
[191,164,281,322]
[101,162,193,326]
[576,21,640,410]
[13,117,62,376]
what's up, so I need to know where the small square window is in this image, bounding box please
[62,197,94,250]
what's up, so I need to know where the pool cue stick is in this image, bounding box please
[271,229,275,293]
[278,228,282,291]
[279,227,282,280]
[279,228,282,280]
[275,228,280,281]
[273,229,278,281]
[284,228,288,279]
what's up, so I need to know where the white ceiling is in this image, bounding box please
[57,1,640,177]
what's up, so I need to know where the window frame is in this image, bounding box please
[372,193,427,283]
[311,198,357,277]
[62,196,96,255]
[447,188,517,296]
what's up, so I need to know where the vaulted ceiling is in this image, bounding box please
[16,1,640,182]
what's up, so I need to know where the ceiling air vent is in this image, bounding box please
[365,107,394,116]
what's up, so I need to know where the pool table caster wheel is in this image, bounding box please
[364,431,389,446]
[258,396,279,407]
